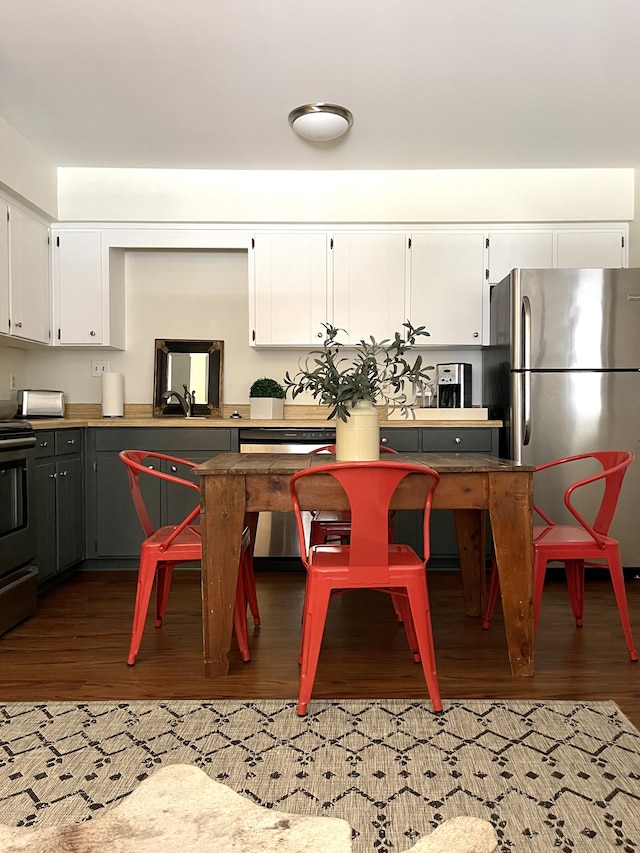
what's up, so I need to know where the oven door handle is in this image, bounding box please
[0,436,36,449]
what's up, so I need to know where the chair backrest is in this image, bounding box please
[310,444,399,455]
[290,461,439,583]
[119,450,201,548]
[535,450,634,547]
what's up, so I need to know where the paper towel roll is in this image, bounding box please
[102,372,124,417]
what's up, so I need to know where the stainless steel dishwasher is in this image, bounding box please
[239,427,336,561]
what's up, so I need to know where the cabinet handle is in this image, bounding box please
[381,437,388,444]
[170,465,178,472]
[317,332,323,337]
[90,330,97,336]
[454,436,461,444]
[40,441,48,448]
[50,472,57,479]
[67,439,75,445]
[473,332,479,338]
[15,322,22,328]
[59,470,68,476]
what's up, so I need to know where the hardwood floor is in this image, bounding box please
[2,568,639,728]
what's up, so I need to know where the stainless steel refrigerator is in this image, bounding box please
[483,268,640,568]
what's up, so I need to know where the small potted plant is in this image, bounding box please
[284,321,433,459]
[249,377,286,420]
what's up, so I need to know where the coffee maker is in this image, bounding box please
[436,363,472,408]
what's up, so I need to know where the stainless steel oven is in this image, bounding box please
[239,427,336,561]
[0,420,38,635]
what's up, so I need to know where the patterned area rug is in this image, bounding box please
[1,699,639,853]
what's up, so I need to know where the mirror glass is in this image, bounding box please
[153,339,224,418]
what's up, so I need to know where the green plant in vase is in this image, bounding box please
[249,377,285,420]
[284,322,433,459]
[284,322,433,421]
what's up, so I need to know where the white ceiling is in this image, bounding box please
[1,0,640,171]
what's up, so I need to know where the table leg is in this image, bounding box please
[453,509,485,617]
[200,473,246,677]
[488,471,534,676]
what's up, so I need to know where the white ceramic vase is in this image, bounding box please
[335,399,380,461]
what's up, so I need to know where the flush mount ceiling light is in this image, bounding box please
[288,103,354,141]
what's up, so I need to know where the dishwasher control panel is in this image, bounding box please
[239,427,336,445]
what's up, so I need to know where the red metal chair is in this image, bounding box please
[290,460,442,715]
[482,450,637,661]
[119,450,259,665]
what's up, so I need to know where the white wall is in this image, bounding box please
[57,168,635,223]
[0,117,57,218]
[0,345,27,402]
[24,248,483,407]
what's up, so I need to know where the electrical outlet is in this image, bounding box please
[9,373,16,391]
[91,360,110,378]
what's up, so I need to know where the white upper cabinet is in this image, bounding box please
[488,227,626,282]
[0,198,9,336]
[556,229,626,268]
[409,232,486,346]
[54,230,103,345]
[332,232,407,342]
[8,206,50,344]
[52,229,125,348]
[250,232,328,347]
[487,231,555,284]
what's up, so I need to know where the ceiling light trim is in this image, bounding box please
[288,103,354,142]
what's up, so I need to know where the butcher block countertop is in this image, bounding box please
[27,403,501,430]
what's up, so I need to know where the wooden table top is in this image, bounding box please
[195,451,535,476]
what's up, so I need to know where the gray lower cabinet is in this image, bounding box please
[421,427,498,455]
[34,429,84,586]
[85,428,233,560]
[380,428,419,452]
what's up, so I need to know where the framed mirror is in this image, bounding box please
[153,339,224,418]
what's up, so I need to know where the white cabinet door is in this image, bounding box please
[487,231,554,284]
[332,232,407,343]
[9,207,50,344]
[556,230,626,268]
[250,232,328,347]
[54,230,103,345]
[409,232,485,346]
[0,198,9,336]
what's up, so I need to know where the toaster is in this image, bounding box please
[16,389,65,418]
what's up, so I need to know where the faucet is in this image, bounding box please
[161,389,191,417]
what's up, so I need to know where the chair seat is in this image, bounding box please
[313,511,351,523]
[143,526,202,551]
[309,543,424,574]
[534,524,617,554]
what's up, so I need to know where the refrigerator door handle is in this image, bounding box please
[522,295,532,445]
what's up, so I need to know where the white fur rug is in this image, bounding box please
[0,764,497,853]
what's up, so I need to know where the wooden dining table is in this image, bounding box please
[195,451,535,679]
